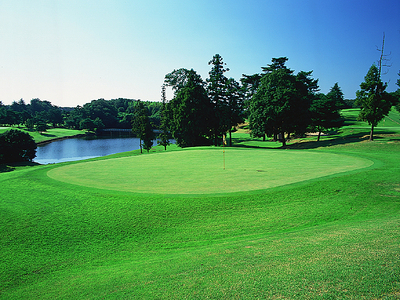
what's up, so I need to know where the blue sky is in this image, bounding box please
[1,0,399,107]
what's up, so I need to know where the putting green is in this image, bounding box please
[47,148,373,194]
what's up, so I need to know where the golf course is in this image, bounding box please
[1,108,399,299]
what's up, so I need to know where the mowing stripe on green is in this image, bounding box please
[47,148,373,194]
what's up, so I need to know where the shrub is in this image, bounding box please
[0,129,37,163]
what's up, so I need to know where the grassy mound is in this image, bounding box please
[48,148,373,194]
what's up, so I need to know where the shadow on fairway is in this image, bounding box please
[40,133,57,137]
[0,161,41,173]
[233,129,399,150]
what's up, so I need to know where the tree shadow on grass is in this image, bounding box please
[0,161,41,173]
[40,133,57,137]
[232,129,399,151]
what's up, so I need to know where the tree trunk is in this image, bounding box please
[317,131,321,142]
[281,131,286,147]
[369,125,374,141]
[229,130,232,147]
[263,134,266,141]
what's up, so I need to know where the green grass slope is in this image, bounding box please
[0,109,399,299]
[0,127,85,143]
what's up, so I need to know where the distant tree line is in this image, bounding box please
[0,98,162,133]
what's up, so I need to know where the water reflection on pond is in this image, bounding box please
[34,136,158,164]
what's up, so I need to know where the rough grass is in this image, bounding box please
[0,109,399,299]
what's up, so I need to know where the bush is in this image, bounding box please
[0,129,37,163]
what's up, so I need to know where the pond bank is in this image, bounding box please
[36,132,94,146]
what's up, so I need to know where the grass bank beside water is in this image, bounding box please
[0,126,86,144]
[0,109,399,299]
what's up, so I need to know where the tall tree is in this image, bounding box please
[240,73,262,112]
[355,64,395,141]
[395,71,400,113]
[326,82,345,109]
[207,54,230,145]
[310,92,344,141]
[131,100,155,153]
[157,84,171,150]
[225,77,245,146]
[248,57,315,147]
[165,70,214,147]
[164,68,196,94]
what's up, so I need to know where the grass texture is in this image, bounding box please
[0,109,399,299]
[0,127,84,143]
[48,148,373,194]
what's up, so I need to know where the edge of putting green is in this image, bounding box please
[46,148,374,195]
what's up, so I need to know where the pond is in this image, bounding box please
[34,136,161,164]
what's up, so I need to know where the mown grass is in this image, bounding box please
[0,109,399,299]
[47,148,373,194]
[0,126,85,143]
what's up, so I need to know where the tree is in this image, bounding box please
[157,84,171,150]
[395,71,400,113]
[131,100,155,153]
[240,73,262,116]
[248,57,315,147]
[225,78,245,146]
[79,118,95,131]
[355,64,395,141]
[0,129,37,163]
[310,92,344,141]
[165,69,214,147]
[207,54,230,145]
[164,68,196,94]
[326,82,345,109]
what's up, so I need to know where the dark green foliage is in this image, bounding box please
[157,85,171,150]
[0,129,37,163]
[310,92,344,141]
[131,100,155,153]
[35,121,48,133]
[355,64,396,140]
[248,57,315,146]
[240,73,262,115]
[395,71,400,113]
[225,77,245,146]
[165,70,214,147]
[82,99,119,128]
[164,68,195,93]
[327,82,346,109]
[207,54,230,145]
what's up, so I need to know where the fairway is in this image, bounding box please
[47,148,373,194]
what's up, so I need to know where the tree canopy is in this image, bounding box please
[0,129,37,163]
[131,100,155,153]
[248,57,316,147]
[164,69,214,147]
[356,64,396,141]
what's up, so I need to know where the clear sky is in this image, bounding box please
[1,0,399,107]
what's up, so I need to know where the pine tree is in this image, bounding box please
[355,64,395,141]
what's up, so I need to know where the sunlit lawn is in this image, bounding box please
[0,126,85,143]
